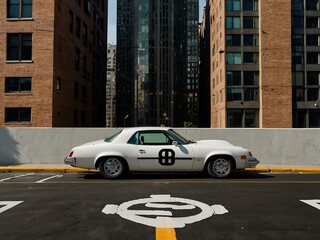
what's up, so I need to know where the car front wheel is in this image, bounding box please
[99,157,126,179]
[207,157,233,178]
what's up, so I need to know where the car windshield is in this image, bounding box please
[167,129,191,144]
[104,130,122,142]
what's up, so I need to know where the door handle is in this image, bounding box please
[139,150,146,154]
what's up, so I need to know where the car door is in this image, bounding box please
[137,131,194,171]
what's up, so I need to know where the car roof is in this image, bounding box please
[112,127,172,144]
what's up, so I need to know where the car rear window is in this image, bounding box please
[104,130,122,142]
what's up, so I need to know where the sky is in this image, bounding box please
[107,0,207,44]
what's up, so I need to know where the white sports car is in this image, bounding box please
[64,127,259,179]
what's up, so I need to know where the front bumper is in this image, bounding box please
[64,157,76,166]
[245,157,260,168]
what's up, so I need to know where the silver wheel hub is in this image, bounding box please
[213,159,229,175]
[104,159,122,176]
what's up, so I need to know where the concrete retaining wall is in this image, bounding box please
[0,128,319,166]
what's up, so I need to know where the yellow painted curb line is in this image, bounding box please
[245,167,320,173]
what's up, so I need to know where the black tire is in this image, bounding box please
[99,157,126,179]
[207,157,233,178]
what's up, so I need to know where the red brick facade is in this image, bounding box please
[0,0,106,127]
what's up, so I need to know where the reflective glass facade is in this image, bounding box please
[116,0,199,127]
[292,0,320,127]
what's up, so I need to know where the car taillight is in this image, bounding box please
[68,150,74,157]
[241,155,247,159]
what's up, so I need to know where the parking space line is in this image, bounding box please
[35,175,63,183]
[0,173,35,182]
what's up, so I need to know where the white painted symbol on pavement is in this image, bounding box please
[36,175,63,183]
[102,194,228,228]
[0,173,35,182]
[300,199,320,211]
[0,201,23,214]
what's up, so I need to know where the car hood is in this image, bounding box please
[195,140,235,147]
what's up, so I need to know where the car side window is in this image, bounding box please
[127,133,139,145]
[139,132,171,145]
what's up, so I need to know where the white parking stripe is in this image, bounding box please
[0,173,35,182]
[300,199,320,211]
[35,175,63,183]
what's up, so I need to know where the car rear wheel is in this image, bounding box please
[207,157,233,178]
[99,157,125,179]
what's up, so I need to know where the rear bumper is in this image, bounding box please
[64,157,76,166]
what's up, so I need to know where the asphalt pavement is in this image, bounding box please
[0,172,320,240]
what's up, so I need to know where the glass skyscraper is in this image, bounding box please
[116,0,199,127]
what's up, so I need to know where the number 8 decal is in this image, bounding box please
[158,149,175,166]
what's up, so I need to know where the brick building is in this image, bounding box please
[0,0,107,127]
[204,0,320,128]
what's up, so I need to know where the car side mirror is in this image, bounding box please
[172,141,179,146]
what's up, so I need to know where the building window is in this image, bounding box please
[309,110,320,127]
[56,77,61,91]
[5,107,31,123]
[7,33,32,61]
[293,109,320,128]
[7,0,32,19]
[306,35,319,46]
[292,52,304,64]
[244,71,259,85]
[76,16,81,38]
[226,35,241,46]
[243,52,259,64]
[227,87,259,101]
[307,88,319,101]
[227,71,241,86]
[69,10,73,33]
[75,47,80,71]
[243,35,259,46]
[74,109,78,126]
[82,23,88,47]
[5,77,32,93]
[293,34,304,46]
[74,81,79,99]
[243,17,259,29]
[306,0,320,10]
[292,17,304,28]
[307,52,319,64]
[243,0,259,11]
[81,111,86,126]
[82,55,88,79]
[227,71,259,102]
[292,0,304,10]
[306,17,319,28]
[227,88,242,101]
[226,0,241,11]
[226,52,241,64]
[226,17,241,29]
[81,85,87,102]
[227,109,259,128]
[307,72,320,85]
